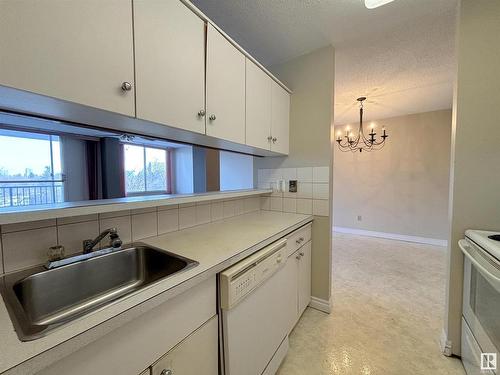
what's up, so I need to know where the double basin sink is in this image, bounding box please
[0,245,198,341]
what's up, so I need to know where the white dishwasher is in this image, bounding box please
[219,238,294,375]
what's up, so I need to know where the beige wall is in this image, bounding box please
[255,46,334,302]
[444,0,500,355]
[334,110,452,240]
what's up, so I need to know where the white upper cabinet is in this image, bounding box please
[271,82,291,154]
[134,0,206,134]
[245,59,272,150]
[0,0,135,116]
[206,25,246,144]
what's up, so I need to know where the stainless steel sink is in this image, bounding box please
[0,244,198,341]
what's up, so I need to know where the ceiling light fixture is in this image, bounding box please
[335,97,388,153]
[364,0,396,9]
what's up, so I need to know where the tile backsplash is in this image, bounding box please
[0,196,260,275]
[258,166,330,217]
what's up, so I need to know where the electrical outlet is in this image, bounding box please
[357,215,362,221]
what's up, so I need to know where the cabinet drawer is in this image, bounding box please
[286,224,312,257]
[151,315,219,375]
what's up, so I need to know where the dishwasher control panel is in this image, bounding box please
[220,239,286,309]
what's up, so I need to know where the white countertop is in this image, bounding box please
[0,210,312,374]
[0,189,272,225]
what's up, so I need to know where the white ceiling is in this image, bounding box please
[191,0,458,124]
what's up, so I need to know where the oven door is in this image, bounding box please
[460,238,500,371]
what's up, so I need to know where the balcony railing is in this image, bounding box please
[0,181,64,208]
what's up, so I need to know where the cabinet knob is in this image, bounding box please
[161,369,173,375]
[295,255,301,260]
[198,109,206,117]
[272,137,277,143]
[296,239,301,245]
[121,81,132,91]
[267,136,273,142]
[299,252,305,257]
[209,114,216,121]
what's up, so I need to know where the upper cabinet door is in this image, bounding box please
[245,59,272,150]
[134,0,206,134]
[206,25,246,144]
[0,0,135,116]
[271,83,291,154]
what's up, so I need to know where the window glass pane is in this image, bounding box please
[145,148,167,191]
[51,136,62,180]
[0,130,64,208]
[124,144,145,193]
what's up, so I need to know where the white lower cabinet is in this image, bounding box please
[285,227,312,330]
[151,315,218,375]
[38,277,216,375]
[298,241,312,314]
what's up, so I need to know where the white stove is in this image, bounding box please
[465,230,500,262]
[460,230,500,375]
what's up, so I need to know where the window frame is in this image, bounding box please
[122,143,172,197]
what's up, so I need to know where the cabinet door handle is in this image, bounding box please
[296,239,301,245]
[198,109,206,117]
[121,81,132,91]
[267,136,273,142]
[161,369,173,375]
[272,137,277,143]
[295,255,301,260]
[209,114,216,121]
[299,252,305,257]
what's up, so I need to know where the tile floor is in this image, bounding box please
[277,233,465,375]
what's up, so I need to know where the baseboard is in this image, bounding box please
[309,296,331,313]
[333,226,448,247]
[440,328,453,357]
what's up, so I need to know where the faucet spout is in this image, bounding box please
[83,228,122,253]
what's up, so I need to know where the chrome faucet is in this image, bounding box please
[83,228,122,254]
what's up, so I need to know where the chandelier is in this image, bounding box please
[336,97,388,153]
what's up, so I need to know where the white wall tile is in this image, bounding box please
[313,166,329,183]
[283,198,297,213]
[57,214,98,226]
[261,197,271,210]
[223,200,236,218]
[234,199,244,216]
[270,197,283,211]
[158,204,178,211]
[131,207,156,215]
[58,220,99,254]
[282,168,297,181]
[99,210,131,220]
[195,203,212,225]
[2,226,57,272]
[313,183,329,200]
[2,219,56,234]
[99,215,132,245]
[158,208,179,234]
[296,199,313,215]
[243,197,260,213]
[258,169,272,185]
[296,182,313,198]
[297,167,313,182]
[131,212,158,241]
[211,201,224,221]
[313,199,330,216]
[179,206,196,229]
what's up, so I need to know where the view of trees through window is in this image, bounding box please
[124,144,168,195]
[0,129,63,208]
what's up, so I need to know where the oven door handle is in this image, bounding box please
[459,239,500,287]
